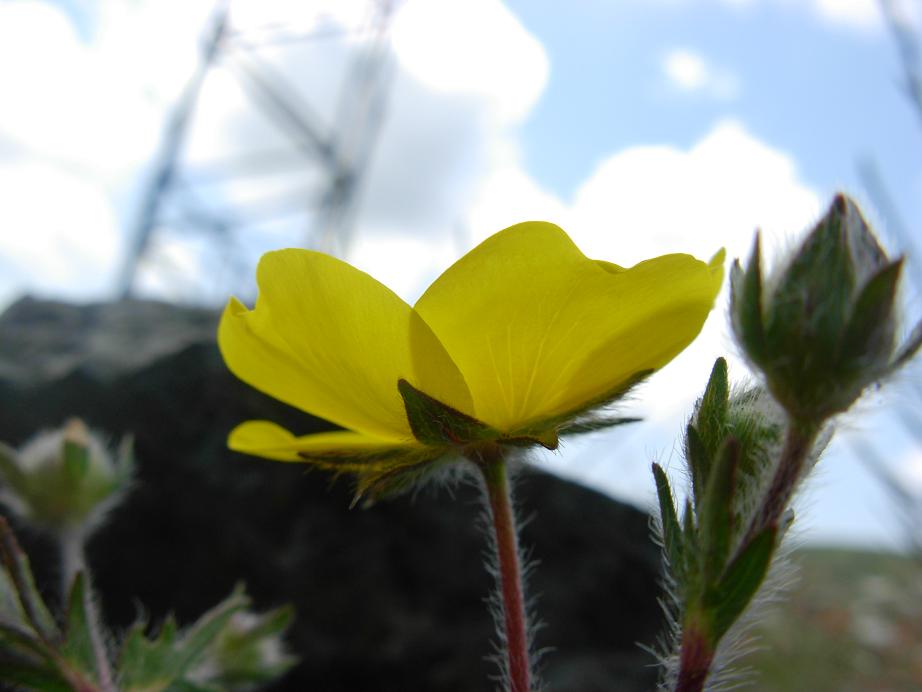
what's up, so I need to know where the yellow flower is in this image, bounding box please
[219,222,724,496]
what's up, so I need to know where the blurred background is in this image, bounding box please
[1,0,922,554]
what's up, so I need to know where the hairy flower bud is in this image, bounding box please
[731,194,922,425]
[0,419,133,533]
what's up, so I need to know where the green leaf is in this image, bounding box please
[171,586,250,676]
[60,572,98,675]
[0,662,74,692]
[652,464,682,574]
[707,526,777,643]
[697,358,729,453]
[397,378,497,446]
[0,620,57,661]
[0,517,59,641]
[699,438,739,587]
[117,589,251,690]
[118,615,181,689]
[685,425,709,510]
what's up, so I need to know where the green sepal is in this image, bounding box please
[60,572,98,675]
[699,438,739,587]
[398,379,497,447]
[768,198,856,355]
[507,369,652,450]
[894,318,922,370]
[62,440,90,484]
[652,463,682,575]
[295,446,445,505]
[706,526,777,643]
[731,235,766,364]
[841,258,902,370]
[558,416,640,437]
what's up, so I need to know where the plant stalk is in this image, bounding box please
[479,455,531,692]
[743,421,818,544]
[60,531,115,692]
[675,621,713,692]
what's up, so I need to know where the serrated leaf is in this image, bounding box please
[699,438,739,587]
[0,620,100,692]
[171,587,250,676]
[398,379,497,446]
[118,615,182,689]
[117,589,251,690]
[652,464,682,574]
[707,526,777,643]
[60,572,99,674]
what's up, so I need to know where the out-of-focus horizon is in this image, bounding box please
[1,0,921,550]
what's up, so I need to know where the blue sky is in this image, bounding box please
[2,0,921,549]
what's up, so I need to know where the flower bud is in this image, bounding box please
[731,194,922,424]
[0,419,133,533]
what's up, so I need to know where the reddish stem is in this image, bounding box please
[675,622,714,692]
[481,457,531,692]
[743,422,817,546]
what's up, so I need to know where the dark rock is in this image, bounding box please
[0,297,663,691]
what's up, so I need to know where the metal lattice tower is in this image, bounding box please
[117,0,396,301]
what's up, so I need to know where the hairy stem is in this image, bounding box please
[675,621,714,692]
[60,531,115,692]
[479,454,531,692]
[744,421,818,544]
[60,529,86,602]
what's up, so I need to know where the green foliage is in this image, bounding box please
[0,512,296,692]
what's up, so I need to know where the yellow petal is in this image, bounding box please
[228,420,419,462]
[219,249,472,441]
[415,222,723,431]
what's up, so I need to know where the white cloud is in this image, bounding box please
[664,49,708,91]
[812,0,882,30]
[0,162,121,304]
[390,0,549,123]
[466,119,821,426]
[663,48,740,99]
